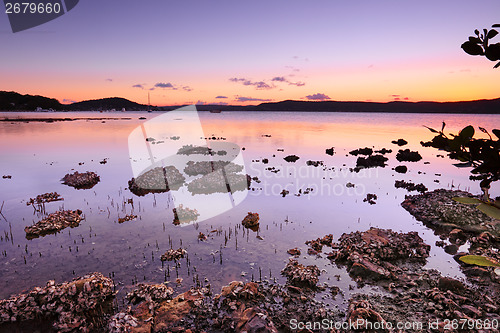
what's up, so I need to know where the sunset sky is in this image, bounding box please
[1,0,499,106]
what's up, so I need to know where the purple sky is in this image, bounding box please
[1,0,499,105]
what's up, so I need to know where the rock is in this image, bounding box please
[347,300,388,330]
[26,192,63,206]
[283,155,300,163]
[233,307,277,333]
[118,214,137,224]
[391,138,408,146]
[128,166,185,196]
[394,165,407,174]
[280,189,289,197]
[363,193,378,204]
[346,182,355,188]
[242,212,260,228]
[154,288,205,333]
[287,248,301,256]
[24,209,83,239]
[0,273,113,332]
[306,160,323,167]
[396,149,422,162]
[444,244,459,255]
[281,259,320,288]
[173,205,200,225]
[325,147,335,156]
[349,147,373,156]
[350,260,391,280]
[437,277,465,292]
[394,180,428,193]
[356,154,388,168]
[198,232,207,241]
[375,148,392,154]
[401,189,497,237]
[161,248,187,261]
[62,171,100,189]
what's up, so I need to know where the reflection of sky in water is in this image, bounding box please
[0,111,498,309]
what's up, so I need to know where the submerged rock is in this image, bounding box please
[24,209,83,239]
[363,193,378,205]
[61,171,100,189]
[128,166,185,196]
[117,214,137,224]
[173,205,200,225]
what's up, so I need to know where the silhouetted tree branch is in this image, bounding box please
[461,24,500,68]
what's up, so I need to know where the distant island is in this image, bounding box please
[1,90,499,114]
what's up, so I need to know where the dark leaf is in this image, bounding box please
[487,29,499,39]
[459,125,475,139]
[461,41,484,56]
[493,24,500,28]
[492,129,500,139]
[478,127,488,134]
[468,36,481,43]
[441,121,446,132]
[494,61,500,69]
[423,125,439,133]
[475,29,480,35]
[485,43,500,61]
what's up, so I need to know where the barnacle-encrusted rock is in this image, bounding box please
[0,272,113,332]
[61,171,100,189]
[26,192,63,206]
[117,214,137,224]
[281,259,320,288]
[325,228,430,282]
[394,180,427,193]
[391,138,408,146]
[242,212,259,228]
[128,166,185,196]
[401,189,498,236]
[24,209,83,239]
[126,284,174,304]
[161,248,187,261]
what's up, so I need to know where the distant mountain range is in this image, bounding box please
[1,90,499,114]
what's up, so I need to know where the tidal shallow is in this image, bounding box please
[0,111,498,310]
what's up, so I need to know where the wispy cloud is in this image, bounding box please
[230,75,305,90]
[235,96,272,102]
[305,93,331,101]
[105,78,113,82]
[155,82,174,88]
[62,98,76,103]
[216,95,228,99]
[229,77,273,90]
[132,84,144,89]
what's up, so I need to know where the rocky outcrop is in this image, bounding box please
[24,210,83,239]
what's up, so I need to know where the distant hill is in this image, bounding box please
[68,97,148,111]
[1,91,499,113]
[196,99,500,114]
[0,91,63,111]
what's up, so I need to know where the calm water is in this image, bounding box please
[0,111,498,308]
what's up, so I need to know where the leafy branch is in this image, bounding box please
[461,24,500,68]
